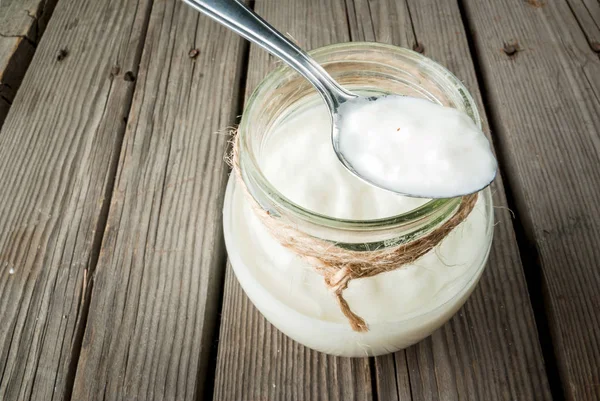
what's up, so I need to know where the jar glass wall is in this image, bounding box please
[223,43,494,357]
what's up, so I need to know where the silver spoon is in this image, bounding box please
[183,0,496,198]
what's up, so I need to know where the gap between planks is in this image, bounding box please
[200,11,254,401]
[0,0,61,128]
[62,2,156,400]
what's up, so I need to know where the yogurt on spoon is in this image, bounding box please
[336,96,497,198]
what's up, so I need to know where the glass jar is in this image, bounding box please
[223,42,494,357]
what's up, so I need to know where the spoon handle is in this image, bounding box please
[183,0,353,109]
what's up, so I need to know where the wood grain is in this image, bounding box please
[0,0,59,127]
[347,0,553,399]
[563,0,600,49]
[461,0,600,399]
[70,0,246,399]
[0,0,58,42]
[212,1,377,400]
[0,0,153,399]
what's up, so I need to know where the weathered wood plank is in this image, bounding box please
[70,0,246,399]
[0,0,60,127]
[212,1,376,400]
[564,0,600,49]
[0,0,58,41]
[0,0,153,399]
[347,0,552,399]
[461,0,600,399]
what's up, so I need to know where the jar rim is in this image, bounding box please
[238,42,481,230]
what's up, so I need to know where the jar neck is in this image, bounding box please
[238,42,479,246]
[239,149,462,246]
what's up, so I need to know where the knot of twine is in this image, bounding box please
[228,131,478,332]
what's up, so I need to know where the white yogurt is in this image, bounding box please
[337,96,497,198]
[223,99,493,356]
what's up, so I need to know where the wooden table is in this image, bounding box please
[1,0,599,400]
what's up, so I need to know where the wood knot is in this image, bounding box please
[502,41,520,57]
[124,71,136,82]
[110,65,121,77]
[591,41,600,53]
[188,48,200,58]
[57,48,68,61]
[412,42,425,54]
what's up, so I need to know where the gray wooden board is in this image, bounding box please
[564,0,600,49]
[0,0,58,42]
[70,0,246,399]
[461,0,600,399]
[212,1,377,400]
[0,0,60,127]
[213,0,550,400]
[0,0,153,399]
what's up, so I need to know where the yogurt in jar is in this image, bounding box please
[223,96,493,356]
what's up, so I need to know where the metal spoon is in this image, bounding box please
[183,0,496,198]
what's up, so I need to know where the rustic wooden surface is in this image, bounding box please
[0,0,59,127]
[70,0,246,400]
[563,0,600,49]
[461,0,600,399]
[1,0,599,399]
[0,0,153,399]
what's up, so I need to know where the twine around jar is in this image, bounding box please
[228,131,478,332]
